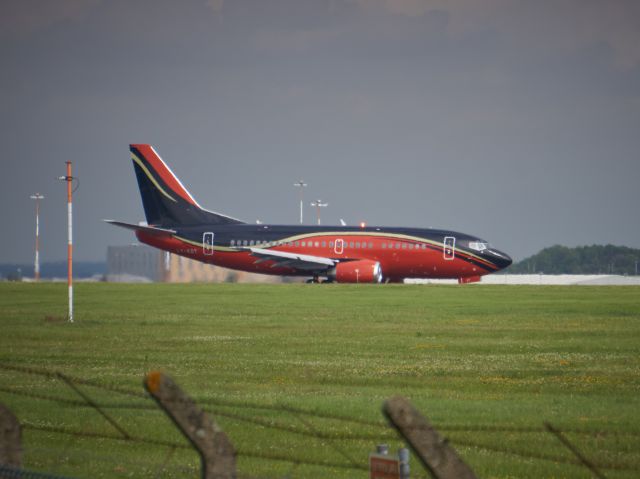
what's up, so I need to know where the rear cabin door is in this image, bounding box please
[203,232,215,256]
[334,238,344,254]
[443,236,455,260]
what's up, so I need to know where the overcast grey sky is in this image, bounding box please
[2,0,639,264]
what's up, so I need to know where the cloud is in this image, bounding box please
[0,0,101,37]
[205,0,224,13]
[353,0,640,68]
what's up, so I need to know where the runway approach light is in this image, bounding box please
[360,221,366,228]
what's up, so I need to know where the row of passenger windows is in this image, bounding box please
[228,239,428,250]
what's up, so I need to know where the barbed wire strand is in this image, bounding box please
[0,363,146,399]
[6,363,639,439]
[6,377,638,443]
[3,362,639,476]
[25,444,197,477]
[449,436,636,473]
[204,407,393,441]
[22,422,190,450]
[0,363,386,427]
[289,407,360,468]
[6,381,636,445]
[545,422,606,478]
[22,421,367,473]
[55,372,131,440]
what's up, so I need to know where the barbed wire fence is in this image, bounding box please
[0,362,638,478]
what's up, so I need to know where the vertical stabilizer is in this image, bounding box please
[130,144,244,227]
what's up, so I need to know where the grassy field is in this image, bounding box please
[0,282,639,478]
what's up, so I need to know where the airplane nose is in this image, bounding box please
[487,248,512,270]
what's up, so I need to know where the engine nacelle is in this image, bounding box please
[330,260,383,283]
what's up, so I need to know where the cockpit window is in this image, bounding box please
[468,241,489,251]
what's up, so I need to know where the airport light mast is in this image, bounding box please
[58,162,77,323]
[310,199,328,225]
[293,180,307,224]
[30,193,44,281]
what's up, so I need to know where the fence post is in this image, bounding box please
[144,371,236,479]
[0,403,21,468]
[383,395,477,479]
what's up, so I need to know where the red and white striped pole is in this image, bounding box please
[66,161,73,322]
[59,162,74,322]
[30,193,44,281]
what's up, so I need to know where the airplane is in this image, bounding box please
[107,144,512,283]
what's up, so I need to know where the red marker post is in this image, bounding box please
[59,162,74,322]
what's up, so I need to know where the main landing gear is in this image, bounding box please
[305,276,334,284]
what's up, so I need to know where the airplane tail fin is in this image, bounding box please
[129,144,244,227]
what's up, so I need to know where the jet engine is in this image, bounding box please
[329,260,383,283]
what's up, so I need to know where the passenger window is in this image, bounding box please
[382,243,386,249]
[368,242,373,248]
[329,241,334,247]
[395,243,400,249]
[402,243,407,249]
[321,241,326,247]
[356,242,361,248]
[295,241,300,247]
[315,241,319,247]
[349,242,354,248]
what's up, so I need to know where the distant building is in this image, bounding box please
[107,245,161,282]
[106,244,281,283]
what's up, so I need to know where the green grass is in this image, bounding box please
[0,283,639,478]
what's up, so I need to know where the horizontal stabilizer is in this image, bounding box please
[104,220,176,237]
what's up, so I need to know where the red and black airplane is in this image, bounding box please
[107,144,512,283]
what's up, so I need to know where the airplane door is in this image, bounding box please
[443,236,455,260]
[334,238,344,254]
[203,232,214,256]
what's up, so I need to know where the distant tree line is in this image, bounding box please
[508,245,640,275]
[0,261,106,280]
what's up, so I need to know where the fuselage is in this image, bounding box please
[112,144,512,284]
[136,223,512,283]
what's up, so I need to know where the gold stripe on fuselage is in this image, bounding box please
[174,231,495,268]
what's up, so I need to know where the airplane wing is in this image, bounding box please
[104,220,176,237]
[246,247,336,271]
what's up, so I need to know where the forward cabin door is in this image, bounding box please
[443,236,455,260]
[203,232,215,256]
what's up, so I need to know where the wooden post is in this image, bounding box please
[144,371,236,479]
[0,404,21,468]
[383,396,478,479]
